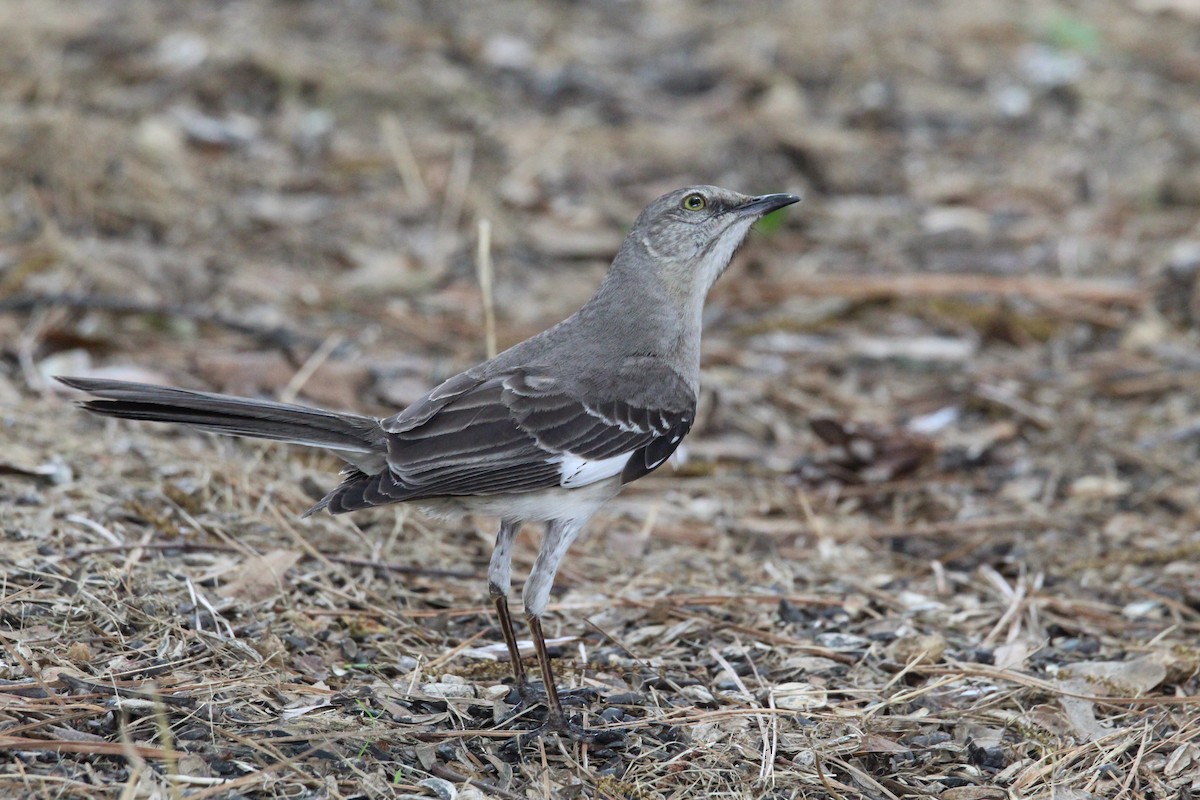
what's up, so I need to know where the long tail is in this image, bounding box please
[57,377,387,466]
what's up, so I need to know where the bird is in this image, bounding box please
[58,185,800,739]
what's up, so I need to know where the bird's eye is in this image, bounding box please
[682,193,707,211]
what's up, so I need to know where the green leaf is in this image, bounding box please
[1041,13,1101,52]
[754,208,787,236]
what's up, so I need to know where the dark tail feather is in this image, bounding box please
[57,377,386,456]
[301,469,373,517]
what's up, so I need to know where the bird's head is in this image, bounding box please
[626,185,800,297]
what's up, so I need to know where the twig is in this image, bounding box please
[476,218,497,359]
[279,332,343,404]
[380,114,429,206]
[116,709,152,800]
[314,592,844,622]
[827,755,900,800]
[65,514,123,546]
[813,755,847,800]
[979,565,1028,646]
[419,628,490,673]
[185,576,236,639]
[57,674,195,707]
[973,383,1056,430]
[0,709,107,737]
[1117,723,1153,800]
[0,736,167,760]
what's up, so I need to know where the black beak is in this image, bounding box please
[738,193,802,217]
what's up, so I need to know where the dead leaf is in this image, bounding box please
[1059,656,1167,697]
[887,632,947,665]
[280,698,334,720]
[1057,694,1108,742]
[217,550,302,603]
[854,734,909,754]
[993,640,1029,670]
[1165,742,1199,778]
[1056,656,1168,742]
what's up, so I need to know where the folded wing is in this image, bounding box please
[317,364,695,514]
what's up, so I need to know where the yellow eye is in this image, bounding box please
[682,193,707,211]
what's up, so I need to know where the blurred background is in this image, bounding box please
[3,0,1197,387]
[2,1,1199,797]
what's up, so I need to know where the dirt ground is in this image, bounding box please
[3,1,1200,798]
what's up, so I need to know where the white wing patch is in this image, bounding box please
[559,451,634,488]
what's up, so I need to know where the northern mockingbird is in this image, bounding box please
[59,185,800,738]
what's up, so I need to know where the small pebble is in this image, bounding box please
[483,684,510,701]
[417,777,456,800]
[599,707,624,723]
[680,684,717,707]
[772,682,828,711]
[815,632,869,650]
[604,692,644,705]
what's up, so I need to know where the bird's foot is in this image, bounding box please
[514,710,626,747]
[497,678,623,746]
[505,676,599,711]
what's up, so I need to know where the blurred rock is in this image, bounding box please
[844,335,976,363]
[482,34,535,72]
[237,192,332,227]
[771,681,828,710]
[171,105,260,149]
[993,84,1034,119]
[921,206,991,237]
[289,107,335,157]
[154,31,208,72]
[1018,44,1086,88]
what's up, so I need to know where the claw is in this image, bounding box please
[508,676,598,709]
[497,677,621,744]
[514,711,627,746]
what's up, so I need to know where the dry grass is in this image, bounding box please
[4,1,1200,797]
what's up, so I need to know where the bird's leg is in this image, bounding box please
[488,520,527,688]
[492,593,526,685]
[527,610,565,722]
[513,517,612,742]
[487,518,584,710]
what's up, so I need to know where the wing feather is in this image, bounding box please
[319,363,696,513]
